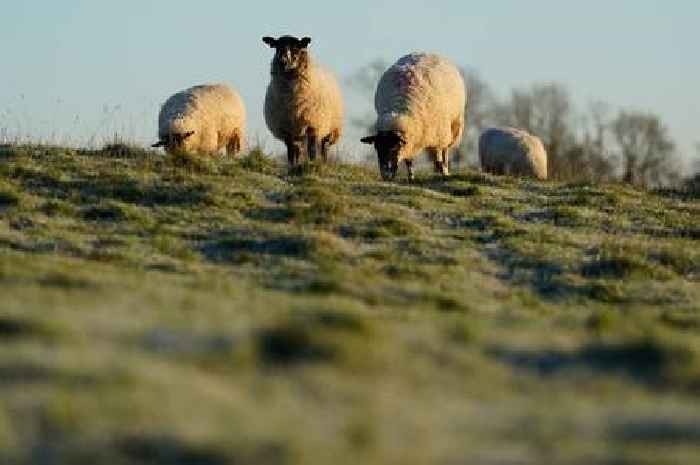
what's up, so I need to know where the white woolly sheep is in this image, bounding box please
[262,35,343,166]
[361,53,466,181]
[479,127,548,180]
[152,84,246,156]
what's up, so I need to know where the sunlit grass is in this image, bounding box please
[0,144,699,464]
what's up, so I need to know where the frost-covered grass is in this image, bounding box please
[1,144,699,464]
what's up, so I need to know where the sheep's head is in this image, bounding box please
[152,131,195,152]
[361,131,406,180]
[263,35,312,77]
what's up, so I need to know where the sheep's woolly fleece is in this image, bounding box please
[158,84,246,155]
[479,127,548,180]
[264,55,343,147]
[374,53,466,160]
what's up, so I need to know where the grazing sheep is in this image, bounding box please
[479,127,548,180]
[152,84,246,156]
[361,53,466,181]
[262,35,343,166]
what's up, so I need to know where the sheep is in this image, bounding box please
[479,127,548,180]
[361,53,466,181]
[152,84,246,156]
[262,35,343,166]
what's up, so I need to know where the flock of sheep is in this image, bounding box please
[152,35,548,181]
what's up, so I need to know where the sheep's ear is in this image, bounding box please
[361,136,376,145]
[300,37,312,48]
[262,36,277,48]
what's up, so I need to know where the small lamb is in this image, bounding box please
[262,35,344,166]
[152,84,246,156]
[361,53,466,180]
[479,127,548,180]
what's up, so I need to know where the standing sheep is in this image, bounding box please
[152,84,246,156]
[361,53,466,181]
[262,35,343,166]
[479,127,548,180]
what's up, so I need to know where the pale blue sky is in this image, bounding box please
[1,1,698,161]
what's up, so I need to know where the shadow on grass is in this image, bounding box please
[0,363,97,387]
[0,316,64,344]
[639,226,700,241]
[339,218,423,241]
[115,436,232,465]
[257,324,337,366]
[82,204,128,222]
[0,363,58,385]
[411,175,484,198]
[0,237,82,256]
[12,166,211,207]
[57,435,292,465]
[0,317,43,340]
[453,214,663,303]
[200,229,312,264]
[350,184,409,199]
[610,418,700,444]
[79,144,155,159]
[581,257,647,279]
[490,339,691,388]
[255,309,372,366]
[75,177,211,207]
[439,172,503,187]
[0,190,20,208]
[39,272,97,289]
[488,244,652,303]
[244,207,293,223]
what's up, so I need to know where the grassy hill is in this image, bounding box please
[1,144,699,465]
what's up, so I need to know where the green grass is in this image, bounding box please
[1,144,699,464]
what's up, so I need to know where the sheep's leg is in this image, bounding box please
[285,140,294,166]
[321,129,340,162]
[285,139,301,167]
[227,132,241,156]
[320,136,330,162]
[307,128,318,162]
[293,142,302,166]
[390,158,399,179]
[441,148,450,176]
[427,148,443,174]
[404,159,414,182]
[451,117,463,147]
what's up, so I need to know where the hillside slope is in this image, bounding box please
[1,145,699,464]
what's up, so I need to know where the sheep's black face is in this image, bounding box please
[263,35,311,77]
[152,131,195,152]
[361,131,405,181]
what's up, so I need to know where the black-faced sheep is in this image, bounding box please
[153,84,246,156]
[361,53,466,181]
[262,35,343,166]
